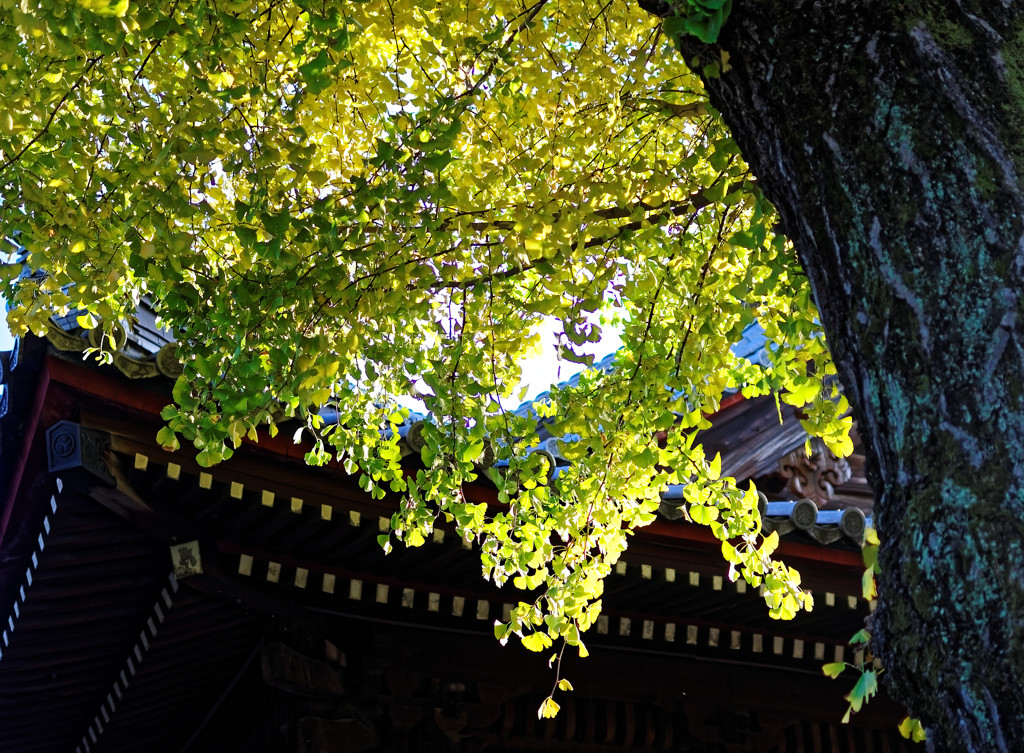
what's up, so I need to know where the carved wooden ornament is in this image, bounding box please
[778,438,852,505]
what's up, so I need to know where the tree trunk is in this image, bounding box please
[654,1,1024,749]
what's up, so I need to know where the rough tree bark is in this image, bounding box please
[644,1,1024,750]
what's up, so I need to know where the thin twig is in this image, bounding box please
[0,57,101,174]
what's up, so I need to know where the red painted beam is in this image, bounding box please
[48,355,859,570]
[47,355,170,416]
[642,518,865,568]
[0,363,50,548]
[47,355,347,466]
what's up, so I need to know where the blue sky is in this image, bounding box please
[0,298,11,352]
[515,317,622,399]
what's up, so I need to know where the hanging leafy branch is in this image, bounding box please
[2,0,848,710]
[638,0,732,44]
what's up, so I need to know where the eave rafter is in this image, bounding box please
[65,419,874,676]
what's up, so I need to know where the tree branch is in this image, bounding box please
[0,57,101,175]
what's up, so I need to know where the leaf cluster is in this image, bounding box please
[2,0,849,698]
[662,0,732,45]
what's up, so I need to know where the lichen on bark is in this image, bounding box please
[653,0,1024,749]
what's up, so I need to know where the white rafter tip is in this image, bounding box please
[266,562,281,583]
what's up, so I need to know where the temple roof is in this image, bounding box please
[18,305,875,549]
[0,333,911,753]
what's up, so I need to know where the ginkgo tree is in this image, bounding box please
[1,0,850,706]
